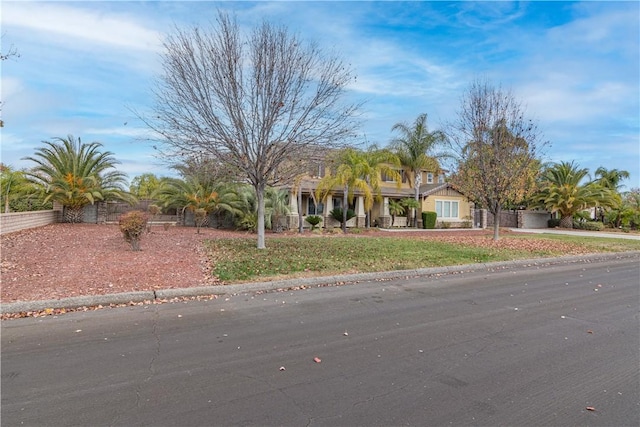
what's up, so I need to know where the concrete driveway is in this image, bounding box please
[511,228,640,240]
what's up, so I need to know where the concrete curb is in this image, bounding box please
[2,251,639,315]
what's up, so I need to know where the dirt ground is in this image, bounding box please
[1,223,588,304]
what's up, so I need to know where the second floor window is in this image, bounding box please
[426,173,434,184]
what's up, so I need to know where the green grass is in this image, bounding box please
[203,234,639,283]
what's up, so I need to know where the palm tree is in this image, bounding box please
[387,199,405,227]
[390,113,446,227]
[156,177,240,233]
[533,161,619,228]
[264,187,291,231]
[22,135,133,223]
[315,148,373,233]
[359,146,401,227]
[0,164,36,213]
[593,167,630,222]
[401,197,420,226]
[230,185,290,232]
[594,167,630,191]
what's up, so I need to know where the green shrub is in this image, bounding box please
[329,208,356,223]
[119,210,148,251]
[574,220,604,231]
[305,215,322,231]
[422,211,437,229]
[548,218,561,228]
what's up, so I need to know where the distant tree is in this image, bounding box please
[129,173,162,199]
[156,177,240,231]
[23,135,134,223]
[233,185,290,232]
[446,79,546,240]
[265,187,290,231]
[143,11,359,249]
[532,161,620,228]
[390,113,446,227]
[612,188,640,229]
[0,35,19,128]
[594,167,630,192]
[1,164,36,213]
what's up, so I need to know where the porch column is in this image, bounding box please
[287,190,299,230]
[323,196,334,229]
[356,195,366,228]
[378,197,391,228]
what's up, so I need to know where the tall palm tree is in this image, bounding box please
[359,146,401,227]
[533,161,619,228]
[316,148,373,233]
[22,135,133,223]
[156,177,240,233]
[390,113,446,227]
[594,167,630,191]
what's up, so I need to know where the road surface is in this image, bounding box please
[2,256,639,426]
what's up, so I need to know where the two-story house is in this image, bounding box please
[280,155,473,230]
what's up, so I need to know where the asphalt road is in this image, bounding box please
[2,256,639,426]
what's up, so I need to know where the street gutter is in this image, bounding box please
[2,251,639,315]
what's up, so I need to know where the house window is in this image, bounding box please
[332,197,355,211]
[435,200,459,219]
[382,170,397,183]
[308,200,324,215]
[437,174,445,184]
[426,173,434,184]
[309,162,325,178]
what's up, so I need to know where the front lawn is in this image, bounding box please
[204,234,640,282]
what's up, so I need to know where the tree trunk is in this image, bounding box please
[130,238,141,251]
[64,206,84,223]
[560,215,573,229]
[298,189,303,234]
[492,206,501,241]
[256,183,266,249]
[342,186,348,233]
[413,188,420,228]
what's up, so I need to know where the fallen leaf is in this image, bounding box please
[313,357,322,363]
[587,330,593,334]
[586,406,596,411]
[279,366,286,371]
[343,331,349,336]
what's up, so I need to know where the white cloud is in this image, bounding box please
[2,2,162,52]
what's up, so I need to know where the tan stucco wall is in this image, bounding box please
[422,195,471,221]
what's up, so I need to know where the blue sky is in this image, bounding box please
[1,1,638,189]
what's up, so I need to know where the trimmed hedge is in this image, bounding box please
[573,220,605,231]
[422,211,437,229]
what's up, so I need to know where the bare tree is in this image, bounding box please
[446,79,546,240]
[1,34,19,128]
[142,12,359,248]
